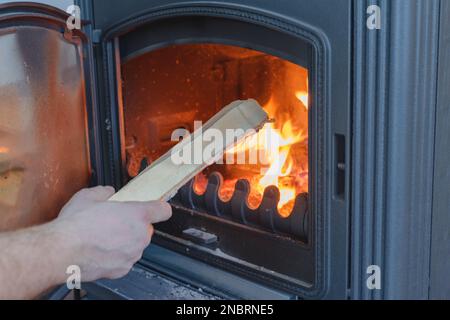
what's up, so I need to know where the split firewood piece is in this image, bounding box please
[109,99,269,202]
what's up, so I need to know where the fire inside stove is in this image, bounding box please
[195,98,308,217]
[122,43,309,227]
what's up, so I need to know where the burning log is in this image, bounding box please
[110,100,269,202]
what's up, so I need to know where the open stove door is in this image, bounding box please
[0,3,101,231]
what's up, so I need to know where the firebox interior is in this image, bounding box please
[120,43,314,289]
[122,44,309,217]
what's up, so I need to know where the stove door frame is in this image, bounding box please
[118,17,318,294]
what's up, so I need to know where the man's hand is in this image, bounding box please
[52,186,172,281]
[0,186,172,299]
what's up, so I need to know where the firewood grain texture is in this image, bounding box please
[109,99,268,202]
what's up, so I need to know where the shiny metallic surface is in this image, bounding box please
[0,26,90,230]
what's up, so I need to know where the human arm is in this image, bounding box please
[0,186,172,299]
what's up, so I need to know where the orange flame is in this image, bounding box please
[256,108,306,216]
[221,93,308,217]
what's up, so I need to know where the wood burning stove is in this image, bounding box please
[0,0,449,300]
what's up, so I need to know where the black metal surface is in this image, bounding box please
[349,0,448,300]
[182,228,219,246]
[172,171,309,242]
[142,245,293,299]
[430,0,450,299]
[131,127,314,291]
[155,202,315,289]
[84,265,219,300]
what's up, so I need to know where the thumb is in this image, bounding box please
[60,186,116,216]
[123,201,173,224]
[83,186,116,201]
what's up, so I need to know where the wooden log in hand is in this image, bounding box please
[109,99,269,202]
